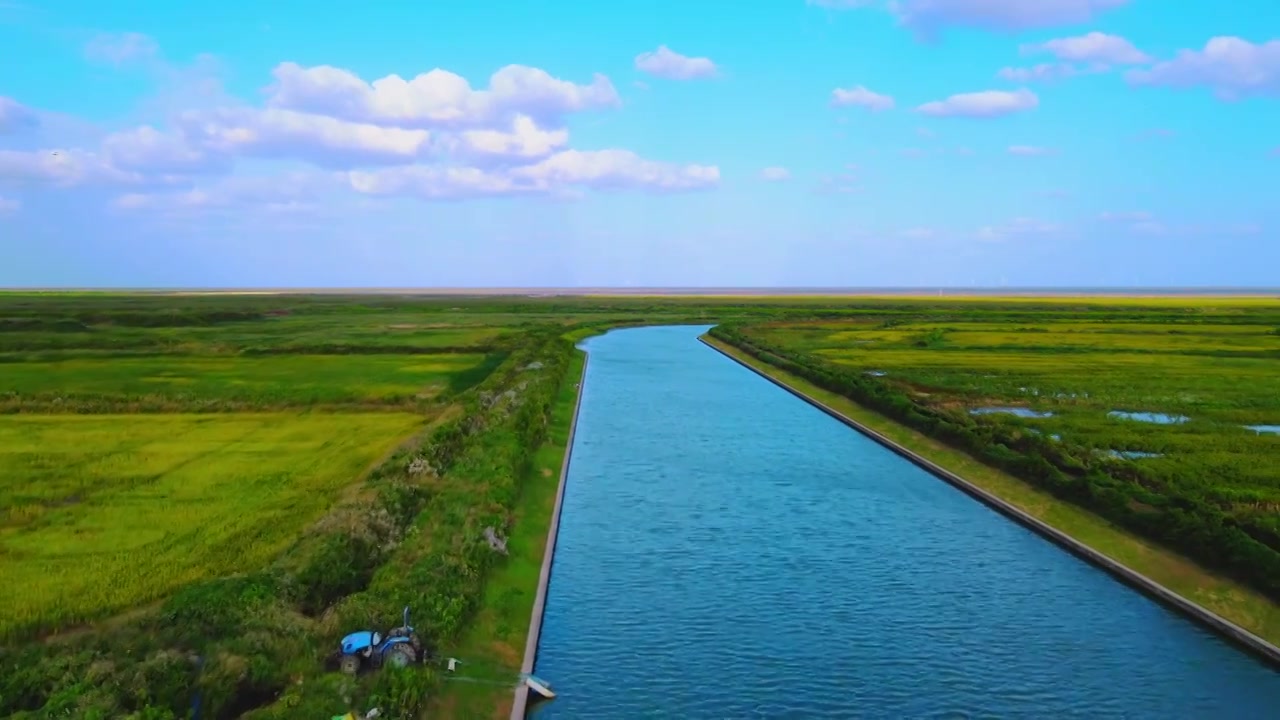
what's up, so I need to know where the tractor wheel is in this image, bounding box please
[339,654,362,675]
[384,644,415,669]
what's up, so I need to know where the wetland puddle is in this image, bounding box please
[1104,450,1163,460]
[970,406,1053,418]
[1108,410,1189,425]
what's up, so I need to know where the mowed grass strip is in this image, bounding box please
[0,412,425,640]
[703,336,1280,646]
[427,350,586,720]
[0,353,500,407]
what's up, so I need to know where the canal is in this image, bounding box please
[530,325,1280,718]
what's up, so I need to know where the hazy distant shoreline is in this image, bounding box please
[2,287,1277,298]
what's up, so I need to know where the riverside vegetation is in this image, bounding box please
[0,292,1277,718]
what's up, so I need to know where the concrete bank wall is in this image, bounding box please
[511,352,590,720]
[699,335,1280,670]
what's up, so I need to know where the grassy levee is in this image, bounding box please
[702,332,1280,647]
[424,349,586,720]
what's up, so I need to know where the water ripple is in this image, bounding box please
[532,326,1280,720]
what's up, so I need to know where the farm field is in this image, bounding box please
[0,412,426,640]
[0,352,501,410]
[2,291,1278,720]
[0,293,614,720]
[719,304,1280,603]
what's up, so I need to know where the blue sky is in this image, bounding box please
[1,0,1277,288]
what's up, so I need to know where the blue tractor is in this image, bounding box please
[334,606,427,675]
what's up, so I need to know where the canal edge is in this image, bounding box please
[698,335,1280,670]
[511,350,591,719]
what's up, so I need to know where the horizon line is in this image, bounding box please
[1,285,1278,297]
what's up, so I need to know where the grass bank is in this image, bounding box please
[701,335,1280,647]
[425,349,585,719]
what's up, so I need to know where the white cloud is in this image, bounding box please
[1095,212,1262,238]
[8,39,717,209]
[84,32,159,65]
[113,171,344,214]
[974,217,1062,242]
[830,85,895,111]
[634,46,718,80]
[348,149,718,200]
[512,149,719,191]
[0,148,140,186]
[175,107,434,166]
[892,0,1130,35]
[997,63,1082,83]
[102,125,226,174]
[1024,32,1150,65]
[1007,145,1056,156]
[1126,37,1280,100]
[759,166,791,181]
[265,62,621,128]
[917,88,1038,117]
[0,194,19,216]
[0,96,38,134]
[455,114,569,162]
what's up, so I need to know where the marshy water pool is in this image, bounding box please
[530,325,1280,719]
[969,406,1054,418]
[1108,410,1189,424]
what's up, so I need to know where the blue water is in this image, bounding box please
[531,326,1280,719]
[1105,450,1163,460]
[1109,410,1189,425]
[971,407,1054,419]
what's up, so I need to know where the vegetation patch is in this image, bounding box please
[424,349,586,718]
[0,412,425,640]
[0,353,499,412]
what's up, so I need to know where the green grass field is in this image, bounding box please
[1,352,501,410]
[744,318,1280,518]
[0,412,426,640]
[3,292,1278,720]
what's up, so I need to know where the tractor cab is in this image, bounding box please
[341,631,382,657]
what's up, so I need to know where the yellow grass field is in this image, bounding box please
[0,412,425,639]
